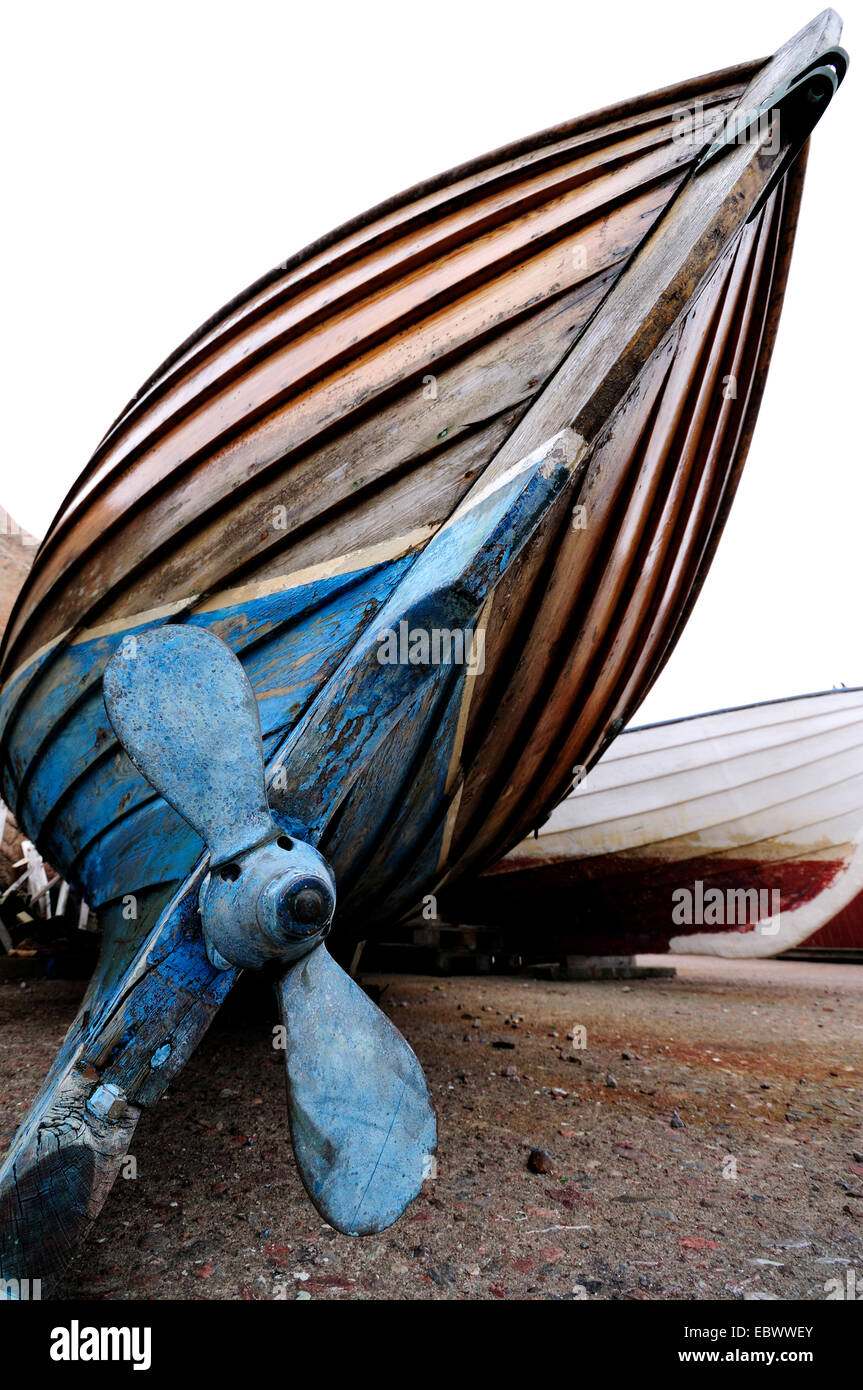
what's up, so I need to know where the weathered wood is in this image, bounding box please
[465,10,843,482]
[0,879,225,1288]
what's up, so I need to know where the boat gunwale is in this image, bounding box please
[621,685,863,738]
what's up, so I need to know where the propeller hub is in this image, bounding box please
[264,873,335,944]
[200,836,336,971]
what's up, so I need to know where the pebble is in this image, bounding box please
[429,1260,458,1288]
[528,1148,555,1175]
[605,1074,618,1088]
[670,1109,685,1129]
[612,1143,643,1162]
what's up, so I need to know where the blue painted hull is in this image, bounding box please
[2,552,425,914]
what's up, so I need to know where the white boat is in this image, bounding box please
[442,688,863,957]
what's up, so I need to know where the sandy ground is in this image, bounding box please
[1,954,862,1301]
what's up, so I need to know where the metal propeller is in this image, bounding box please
[102,625,436,1235]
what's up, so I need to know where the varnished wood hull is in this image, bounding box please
[442,690,863,957]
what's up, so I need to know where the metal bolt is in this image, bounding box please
[293,888,326,925]
[86,1082,126,1122]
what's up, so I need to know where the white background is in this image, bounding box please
[1,0,859,721]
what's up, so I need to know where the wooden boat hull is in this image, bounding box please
[0,54,827,958]
[442,689,863,957]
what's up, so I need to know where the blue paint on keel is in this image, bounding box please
[0,551,418,908]
[0,434,576,939]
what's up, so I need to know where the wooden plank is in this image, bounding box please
[471,10,842,481]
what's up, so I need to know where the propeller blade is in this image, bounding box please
[277,945,436,1235]
[103,626,275,864]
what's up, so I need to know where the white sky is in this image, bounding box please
[1,0,859,722]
